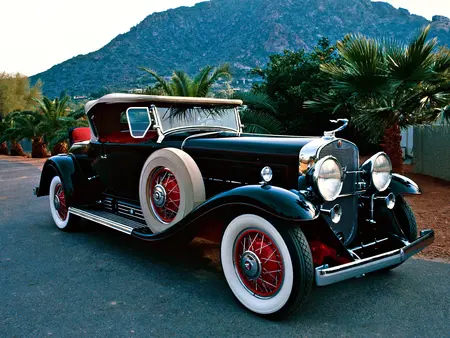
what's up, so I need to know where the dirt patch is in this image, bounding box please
[402,166,450,261]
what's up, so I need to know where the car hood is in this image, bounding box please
[182,133,318,189]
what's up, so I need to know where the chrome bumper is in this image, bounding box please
[315,229,434,286]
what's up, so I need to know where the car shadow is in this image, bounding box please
[73,219,406,323]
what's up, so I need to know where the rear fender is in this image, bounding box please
[37,155,83,205]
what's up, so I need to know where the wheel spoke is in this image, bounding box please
[150,168,180,223]
[234,229,284,298]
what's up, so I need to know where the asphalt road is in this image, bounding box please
[1,158,449,337]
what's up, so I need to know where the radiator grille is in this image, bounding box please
[319,139,359,245]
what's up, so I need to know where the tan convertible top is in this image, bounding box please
[85,93,243,115]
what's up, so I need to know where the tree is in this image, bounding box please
[0,113,26,156]
[34,94,86,156]
[236,38,341,135]
[0,116,8,155]
[0,73,42,117]
[140,64,232,97]
[305,26,450,168]
[0,111,48,158]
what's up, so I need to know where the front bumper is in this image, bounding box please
[315,229,434,286]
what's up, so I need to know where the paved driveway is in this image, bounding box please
[1,157,449,336]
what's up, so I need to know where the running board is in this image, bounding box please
[69,207,147,235]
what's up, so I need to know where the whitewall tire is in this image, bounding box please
[221,214,313,317]
[49,176,79,231]
[139,148,205,233]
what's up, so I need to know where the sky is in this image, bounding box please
[1,0,449,76]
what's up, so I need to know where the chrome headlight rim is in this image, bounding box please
[371,152,393,192]
[312,155,344,202]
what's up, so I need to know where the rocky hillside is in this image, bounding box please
[30,0,450,97]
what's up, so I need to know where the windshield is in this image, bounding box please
[156,106,239,133]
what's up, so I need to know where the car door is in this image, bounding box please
[93,107,158,201]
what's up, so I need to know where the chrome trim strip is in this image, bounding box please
[69,207,134,235]
[315,229,434,286]
[181,131,223,150]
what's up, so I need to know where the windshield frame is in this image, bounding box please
[152,105,242,136]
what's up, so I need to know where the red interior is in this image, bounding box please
[72,127,91,143]
[99,130,158,144]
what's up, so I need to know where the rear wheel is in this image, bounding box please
[221,214,313,318]
[49,176,80,231]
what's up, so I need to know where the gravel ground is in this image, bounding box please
[404,170,450,261]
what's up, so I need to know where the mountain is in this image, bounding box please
[30,0,450,97]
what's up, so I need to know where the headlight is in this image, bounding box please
[371,152,392,191]
[312,156,343,201]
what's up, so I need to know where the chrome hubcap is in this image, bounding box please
[54,195,61,210]
[153,184,167,208]
[240,251,262,280]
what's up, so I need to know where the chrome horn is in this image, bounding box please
[323,118,349,139]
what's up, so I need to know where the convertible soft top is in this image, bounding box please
[85,93,243,115]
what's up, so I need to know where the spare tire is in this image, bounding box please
[139,148,205,233]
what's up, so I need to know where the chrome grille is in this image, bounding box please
[319,139,359,245]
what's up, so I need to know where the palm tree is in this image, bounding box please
[1,111,48,158]
[305,26,450,168]
[234,92,286,134]
[140,64,232,97]
[0,113,26,156]
[34,94,81,155]
[0,116,8,155]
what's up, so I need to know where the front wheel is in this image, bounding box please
[49,176,80,231]
[392,196,418,242]
[220,214,313,318]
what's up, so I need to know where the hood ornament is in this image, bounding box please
[323,119,349,140]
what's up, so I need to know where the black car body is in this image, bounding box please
[35,94,434,318]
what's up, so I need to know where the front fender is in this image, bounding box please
[131,184,319,242]
[389,173,421,195]
[36,155,78,204]
[200,185,319,221]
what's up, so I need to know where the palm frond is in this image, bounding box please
[386,25,436,84]
[140,67,173,95]
[234,92,279,116]
[171,70,193,96]
[198,64,231,97]
[240,109,285,134]
[193,65,215,96]
[324,34,388,96]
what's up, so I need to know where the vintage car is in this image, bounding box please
[35,93,434,318]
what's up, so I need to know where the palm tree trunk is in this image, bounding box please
[51,142,68,156]
[32,137,48,158]
[10,140,26,156]
[381,124,403,170]
[0,142,8,155]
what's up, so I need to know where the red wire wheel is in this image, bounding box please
[54,183,68,221]
[149,167,180,223]
[234,229,284,298]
